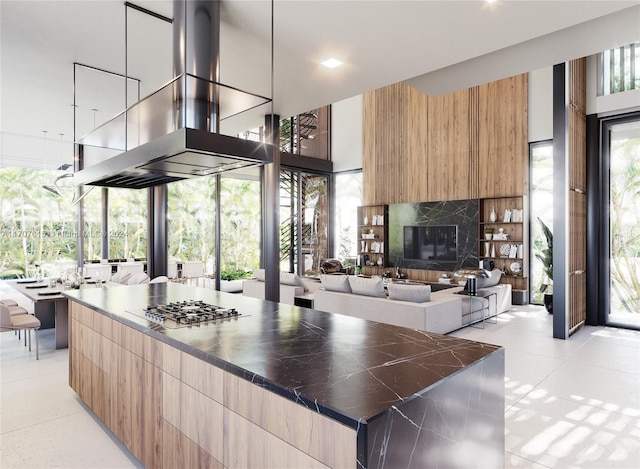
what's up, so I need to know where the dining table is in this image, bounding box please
[7,278,116,350]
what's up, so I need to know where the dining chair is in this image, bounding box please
[149,276,169,283]
[126,272,150,285]
[110,271,131,284]
[1,303,41,359]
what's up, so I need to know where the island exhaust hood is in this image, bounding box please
[73,0,274,189]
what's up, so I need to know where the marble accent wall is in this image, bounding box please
[389,200,479,271]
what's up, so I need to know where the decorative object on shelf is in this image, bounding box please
[503,209,512,222]
[454,268,490,296]
[535,217,553,314]
[484,242,491,257]
[491,244,496,258]
[372,215,378,225]
[493,228,509,240]
[512,209,523,222]
[484,227,494,240]
[482,259,494,271]
[377,257,383,266]
[489,206,497,222]
[363,215,369,225]
[361,241,366,252]
[377,214,384,225]
[510,261,522,274]
[499,243,511,257]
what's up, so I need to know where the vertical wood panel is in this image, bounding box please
[427,88,472,200]
[363,75,527,205]
[478,74,528,198]
[363,83,428,205]
[568,58,587,333]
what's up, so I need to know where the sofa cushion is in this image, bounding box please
[280,272,308,291]
[348,276,386,298]
[388,283,431,303]
[320,274,352,293]
[477,269,502,288]
[253,268,265,281]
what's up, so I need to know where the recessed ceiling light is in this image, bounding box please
[321,58,343,69]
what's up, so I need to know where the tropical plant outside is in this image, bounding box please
[530,142,554,304]
[535,217,553,293]
[1,167,262,280]
[0,167,77,278]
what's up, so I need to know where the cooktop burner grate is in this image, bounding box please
[140,300,241,328]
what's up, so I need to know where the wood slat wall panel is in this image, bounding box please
[363,83,429,205]
[407,85,429,202]
[478,74,528,198]
[568,58,587,334]
[363,75,527,205]
[427,88,472,201]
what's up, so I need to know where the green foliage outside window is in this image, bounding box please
[1,167,77,278]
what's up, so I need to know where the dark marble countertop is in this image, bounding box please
[63,282,501,428]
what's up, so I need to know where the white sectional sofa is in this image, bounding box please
[314,288,463,334]
[242,269,321,305]
[312,271,511,335]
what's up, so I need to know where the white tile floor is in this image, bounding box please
[1,301,639,469]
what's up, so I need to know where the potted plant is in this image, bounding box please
[535,218,553,313]
[484,227,494,240]
[220,264,253,293]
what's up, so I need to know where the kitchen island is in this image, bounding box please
[64,282,504,469]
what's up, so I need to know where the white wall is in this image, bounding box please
[331,95,363,172]
[528,67,554,142]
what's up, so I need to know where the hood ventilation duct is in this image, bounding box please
[73,0,273,189]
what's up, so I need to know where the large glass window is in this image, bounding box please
[280,170,329,275]
[167,177,216,273]
[0,167,77,278]
[107,188,148,259]
[334,171,362,269]
[219,176,261,277]
[607,118,640,327]
[83,186,104,261]
[530,141,554,304]
[600,42,640,96]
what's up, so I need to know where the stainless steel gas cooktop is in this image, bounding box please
[128,300,242,329]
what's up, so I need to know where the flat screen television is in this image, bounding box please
[403,225,458,261]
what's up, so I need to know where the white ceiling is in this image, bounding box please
[1,0,639,170]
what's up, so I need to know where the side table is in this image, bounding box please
[456,289,497,328]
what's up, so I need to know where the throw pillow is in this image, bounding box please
[387,283,431,303]
[280,272,308,291]
[253,269,265,282]
[320,274,352,293]
[348,276,386,298]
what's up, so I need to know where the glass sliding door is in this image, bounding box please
[529,141,554,304]
[605,117,640,328]
[279,169,329,275]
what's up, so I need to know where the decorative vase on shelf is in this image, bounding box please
[484,242,491,257]
[361,241,366,252]
[363,215,369,225]
[491,244,496,258]
[377,257,383,266]
[489,207,497,223]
